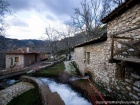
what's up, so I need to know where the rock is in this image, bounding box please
[131,73,140,79]
[59,71,71,83]
[134,81,140,88]
[132,17,140,23]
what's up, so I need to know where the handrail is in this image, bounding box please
[87,78,108,105]
[71,74,108,105]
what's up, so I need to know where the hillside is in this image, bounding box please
[0,36,46,51]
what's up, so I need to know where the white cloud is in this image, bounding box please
[5,9,69,39]
[5,0,81,40]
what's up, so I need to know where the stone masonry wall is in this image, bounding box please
[74,47,85,75]
[0,52,5,70]
[107,4,140,37]
[24,54,36,67]
[74,4,140,101]
[6,54,24,70]
[105,3,140,101]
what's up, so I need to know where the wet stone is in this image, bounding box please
[0,82,34,105]
[131,73,140,79]
[126,86,131,91]
[133,86,140,92]
[134,81,140,88]
[129,93,139,100]
[125,79,132,83]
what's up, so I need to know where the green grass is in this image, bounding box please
[34,62,65,77]
[7,88,41,105]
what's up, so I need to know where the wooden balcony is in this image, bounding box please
[113,57,140,64]
[110,25,140,64]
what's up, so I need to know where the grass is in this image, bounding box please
[33,62,65,77]
[7,88,41,105]
[71,61,82,76]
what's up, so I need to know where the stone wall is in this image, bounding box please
[74,47,85,75]
[0,52,5,70]
[76,43,140,100]
[105,3,140,101]
[107,4,140,37]
[6,54,24,70]
[6,54,40,71]
[0,82,34,105]
[74,3,140,101]
[24,54,37,66]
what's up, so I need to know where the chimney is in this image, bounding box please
[26,47,30,53]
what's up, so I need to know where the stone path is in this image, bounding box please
[0,82,34,105]
[0,60,52,80]
[64,61,76,73]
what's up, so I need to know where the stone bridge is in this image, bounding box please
[0,76,65,105]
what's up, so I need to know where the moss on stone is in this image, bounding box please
[7,88,41,105]
[33,62,65,78]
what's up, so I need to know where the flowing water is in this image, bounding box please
[0,79,19,90]
[40,78,92,105]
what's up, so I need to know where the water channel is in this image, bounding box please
[0,77,92,105]
[40,77,92,105]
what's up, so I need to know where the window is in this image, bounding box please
[15,57,19,62]
[115,64,125,78]
[87,52,90,64]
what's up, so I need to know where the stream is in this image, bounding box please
[0,78,19,90]
[40,77,92,105]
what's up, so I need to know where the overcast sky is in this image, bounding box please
[5,0,81,40]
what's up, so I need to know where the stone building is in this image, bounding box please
[6,47,40,71]
[39,52,50,61]
[74,0,140,101]
[0,52,6,70]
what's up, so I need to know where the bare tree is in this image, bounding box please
[72,0,105,38]
[0,0,10,36]
[72,0,124,39]
[45,26,59,59]
[54,25,76,54]
[0,0,10,50]
[112,0,124,5]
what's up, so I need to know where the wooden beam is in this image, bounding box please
[113,36,133,39]
[113,57,140,64]
[113,48,128,56]
[115,40,140,53]
[113,40,140,56]
[109,25,140,37]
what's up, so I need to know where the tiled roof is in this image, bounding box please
[74,33,107,47]
[6,48,40,54]
[101,0,140,23]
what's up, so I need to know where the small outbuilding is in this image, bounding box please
[39,52,50,61]
[6,47,40,70]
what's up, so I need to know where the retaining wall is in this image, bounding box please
[20,76,65,105]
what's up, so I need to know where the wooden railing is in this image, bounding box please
[110,25,140,63]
